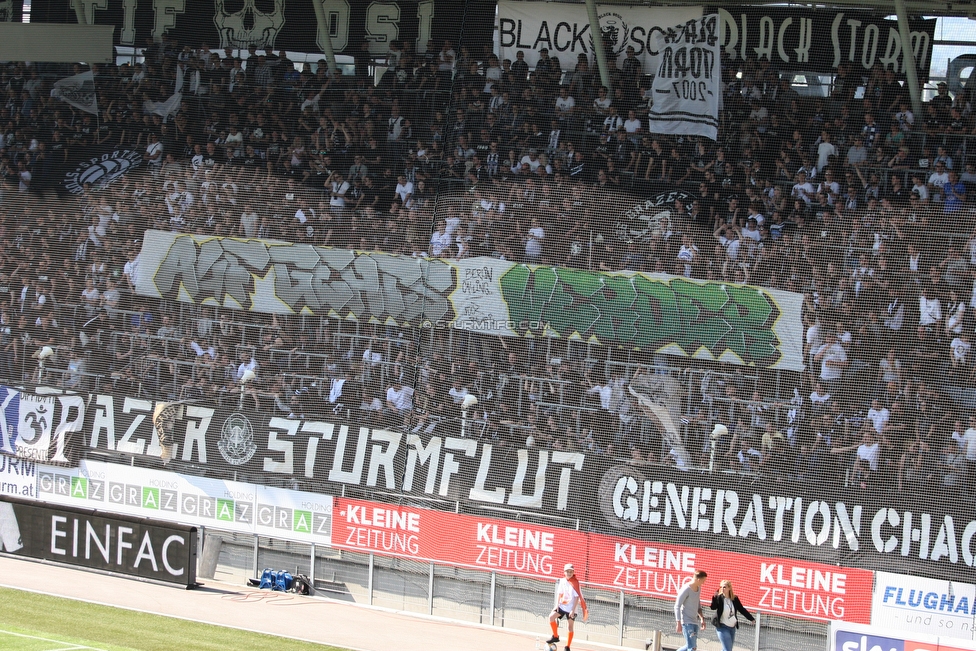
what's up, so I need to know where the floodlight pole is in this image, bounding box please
[312,0,339,77]
[893,0,923,119]
[584,0,611,92]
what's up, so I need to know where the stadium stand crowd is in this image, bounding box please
[1,34,976,493]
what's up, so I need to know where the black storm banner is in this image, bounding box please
[714,8,936,80]
[76,390,976,583]
[27,0,494,55]
[0,496,197,586]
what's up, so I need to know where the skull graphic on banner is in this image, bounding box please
[213,0,286,51]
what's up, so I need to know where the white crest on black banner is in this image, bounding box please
[612,190,692,243]
[64,149,144,194]
[594,12,629,60]
[218,413,256,466]
[598,465,644,530]
[214,0,286,50]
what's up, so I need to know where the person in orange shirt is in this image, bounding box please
[547,563,588,651]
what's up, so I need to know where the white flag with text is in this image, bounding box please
[50,70,99,115]
[647,15,721,140]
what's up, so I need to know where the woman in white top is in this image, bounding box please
[709,580,755,651]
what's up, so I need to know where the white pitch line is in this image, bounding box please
[0,628,105,650]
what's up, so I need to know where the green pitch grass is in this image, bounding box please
[0,587,352,651]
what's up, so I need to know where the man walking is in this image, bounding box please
[673,570,707,651]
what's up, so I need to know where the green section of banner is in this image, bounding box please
[499,265,785,367]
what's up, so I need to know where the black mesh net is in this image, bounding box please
[2,2,976,649]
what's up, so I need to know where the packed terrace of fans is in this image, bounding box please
[0,36,974,492]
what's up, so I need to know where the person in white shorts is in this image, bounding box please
[547,563,588,651]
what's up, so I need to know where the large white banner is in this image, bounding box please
[647,14,721,140]
[497,1,701,72]
[872,571,976,641]
[37,460,332,545]
[136,230,806,371]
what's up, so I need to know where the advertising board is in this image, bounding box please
[38,460,332,545]
[333,497,874,623]
[872,572,976,641]
[831,621,976,651]
[0,495,197,586]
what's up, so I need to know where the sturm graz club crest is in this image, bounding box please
[613,190,694,244]
[597,464,645,531]
[64,149,143,194]
[217,413,256,466]
[593,12,630,60]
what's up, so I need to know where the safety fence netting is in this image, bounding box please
[1,1,975,648]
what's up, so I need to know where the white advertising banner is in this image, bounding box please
[37,460,332,545]
[647,14,721,140]
[0,454,37,500]
[872,571,976,641]
[831,621,976,651]
[497,1,701,72]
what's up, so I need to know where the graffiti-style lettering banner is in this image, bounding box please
[135,230,804,369]
[28,0,494,55]
[77,392,976,583]
[0,495,197,586]
[333,496,873,623]
[714,8,935,80]
[497,1,701,72]
[37,460,332,545]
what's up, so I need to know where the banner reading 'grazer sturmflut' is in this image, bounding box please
[134,230,805,370]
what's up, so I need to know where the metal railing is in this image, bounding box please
[198,526,825,651]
